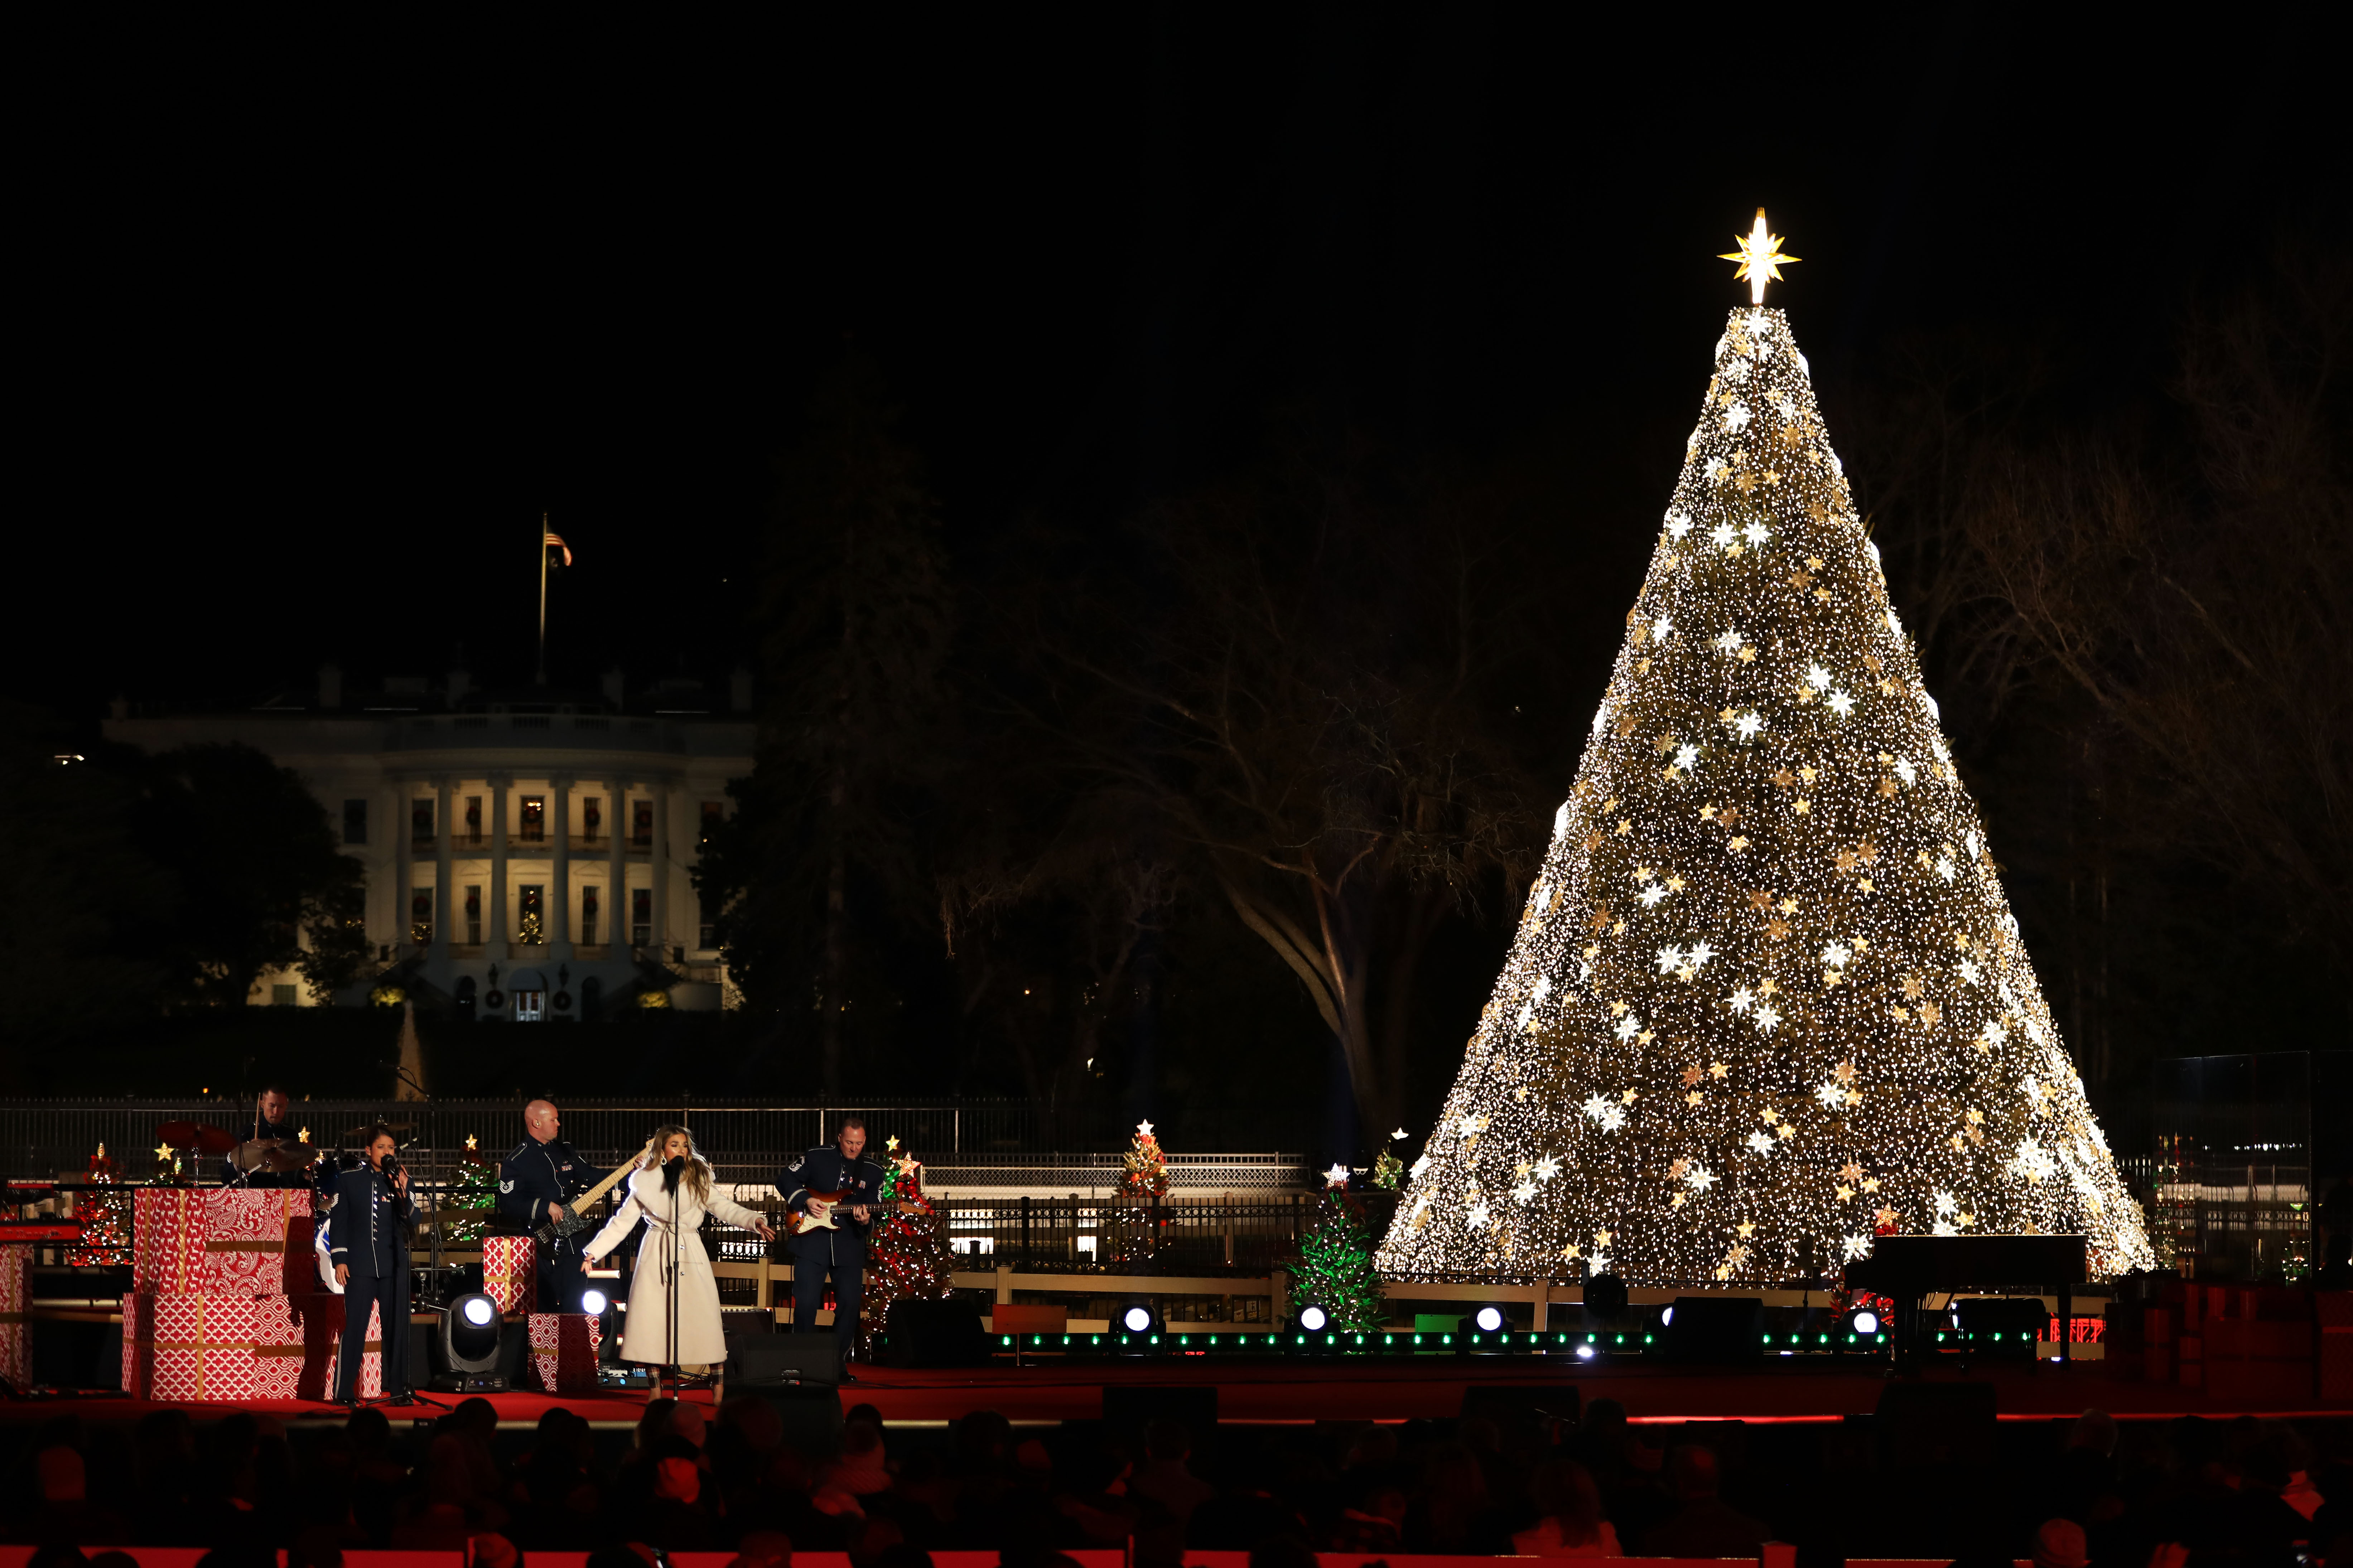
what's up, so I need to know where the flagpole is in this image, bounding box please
[536,511,549,687]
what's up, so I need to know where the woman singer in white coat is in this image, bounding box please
[582,1124,775,1373]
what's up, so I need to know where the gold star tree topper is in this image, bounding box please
[1720,208,1799,305]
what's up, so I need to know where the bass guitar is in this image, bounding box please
[536,1138,660,1244]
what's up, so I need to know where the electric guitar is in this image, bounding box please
[789,1188,866,1234]
[535,1138,660,1244]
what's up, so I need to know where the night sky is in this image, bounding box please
[20,12,2335,717]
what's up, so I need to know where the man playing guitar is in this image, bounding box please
[781,1117,887,1382]
[497,1099,592,1313]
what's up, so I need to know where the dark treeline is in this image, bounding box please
[6,249,2343,1154]
[693,241,2350,1156]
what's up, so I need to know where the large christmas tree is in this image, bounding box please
[1377,214,2156,1288]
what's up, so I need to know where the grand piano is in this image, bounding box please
[1845,1233,2090,1368]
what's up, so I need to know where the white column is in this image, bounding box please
[606,778,627,958]
[649,781,670,960]
[551,775,573,959]
[431,776,453,964]
[488,775,510,955]
[395,781,415,954]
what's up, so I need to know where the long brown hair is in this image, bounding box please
[648,1124,712,1204]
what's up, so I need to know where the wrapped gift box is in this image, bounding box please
[0,1245,28,1389]
[198,1188,315,1296]
[131,1189,207,1293]
[527,1311,603,1393]
[122,1292,259,1400]
[251,1293,344,1400]
[482,1235,535,1315]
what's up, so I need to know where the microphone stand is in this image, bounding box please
[666,1162,683,1399]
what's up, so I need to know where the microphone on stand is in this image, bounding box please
[661,1156,686,1194]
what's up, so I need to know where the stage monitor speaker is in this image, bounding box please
[1875,1380,1996,1468]
[1662,1296,1764,1364]
[1582,1273,1630,1323]
[1460,1381,1580,1447]
[726,1332,840,1388]
[880,1299,992,1368]
[1104,1385,1220,1453]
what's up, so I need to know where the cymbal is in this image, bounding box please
[169,1123,239,1155]
[233,1138,320,1173]
[336,1121,415,1139]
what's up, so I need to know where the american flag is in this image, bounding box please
[544,529,572,567]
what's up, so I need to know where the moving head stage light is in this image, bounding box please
[431,1291,507,1392]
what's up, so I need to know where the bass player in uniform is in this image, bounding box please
[781,1116,888,1382]
[497,1099,593,1313]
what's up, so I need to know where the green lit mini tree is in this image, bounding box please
[1291,1173,1387,1330]
[442,1136,500,1244]
[1376,213,2155,1288]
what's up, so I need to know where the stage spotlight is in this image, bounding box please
[431,1290,508,1392]
[580,1287,611,1317]
[1295,1303,1331,1333]
[1658,1305,1674,1326]
[1574,1341,1596,1361]
[1119,1302,1161,1335]
[1583,1272,1629,1322]
[1470,1304,1507,1334]
[1848,1307,1880,1337]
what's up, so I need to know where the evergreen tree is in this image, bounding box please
[442,1136,500,1244]
[1291,1182,1386,1330]
[1378,216,2155,1287]
[66,1144,130,1267]
[858,1144,954,1358]
[697,352,953,1090]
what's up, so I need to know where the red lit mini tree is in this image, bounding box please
[68,1144,131,1268]
[859,1142,954,1358]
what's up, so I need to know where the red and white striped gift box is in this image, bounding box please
[526,1311,603,1393]
[481,1235,536,1315]
[121,1292,259,1400]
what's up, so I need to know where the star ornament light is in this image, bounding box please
[1720,208,1799,305]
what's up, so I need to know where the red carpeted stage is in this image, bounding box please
[3,1354,2345,1429]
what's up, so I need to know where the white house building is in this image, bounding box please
[103,664,756,1018]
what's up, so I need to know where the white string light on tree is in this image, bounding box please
[1376,212,2157,1288]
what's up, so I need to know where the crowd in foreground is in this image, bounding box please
[4,1395,2348,1566]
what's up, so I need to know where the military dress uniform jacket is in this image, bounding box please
[781,1147,889,1263]
[323,1165,420,1281]
[497,1138,591,1232]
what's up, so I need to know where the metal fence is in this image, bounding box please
[0,1099,1037,1188]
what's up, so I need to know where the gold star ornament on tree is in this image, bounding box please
[1719,208,1799,305]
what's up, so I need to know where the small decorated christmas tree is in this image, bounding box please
[1120,1120,1171,1201]
[67,1144,131,1268]
[1107,1120,1171,1267]
[1291,1172,1387,1331]
[443,1136,500,1243]
[859,1141,954,1358]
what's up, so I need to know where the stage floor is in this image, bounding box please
[4,1354,2345,1429]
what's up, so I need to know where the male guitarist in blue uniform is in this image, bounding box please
[782,1117,888,1382]
[497,1099,592,1314]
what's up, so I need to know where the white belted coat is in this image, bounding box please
[583,1161,768,1367]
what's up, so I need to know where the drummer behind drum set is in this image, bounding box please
[221,1085,321,1188]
